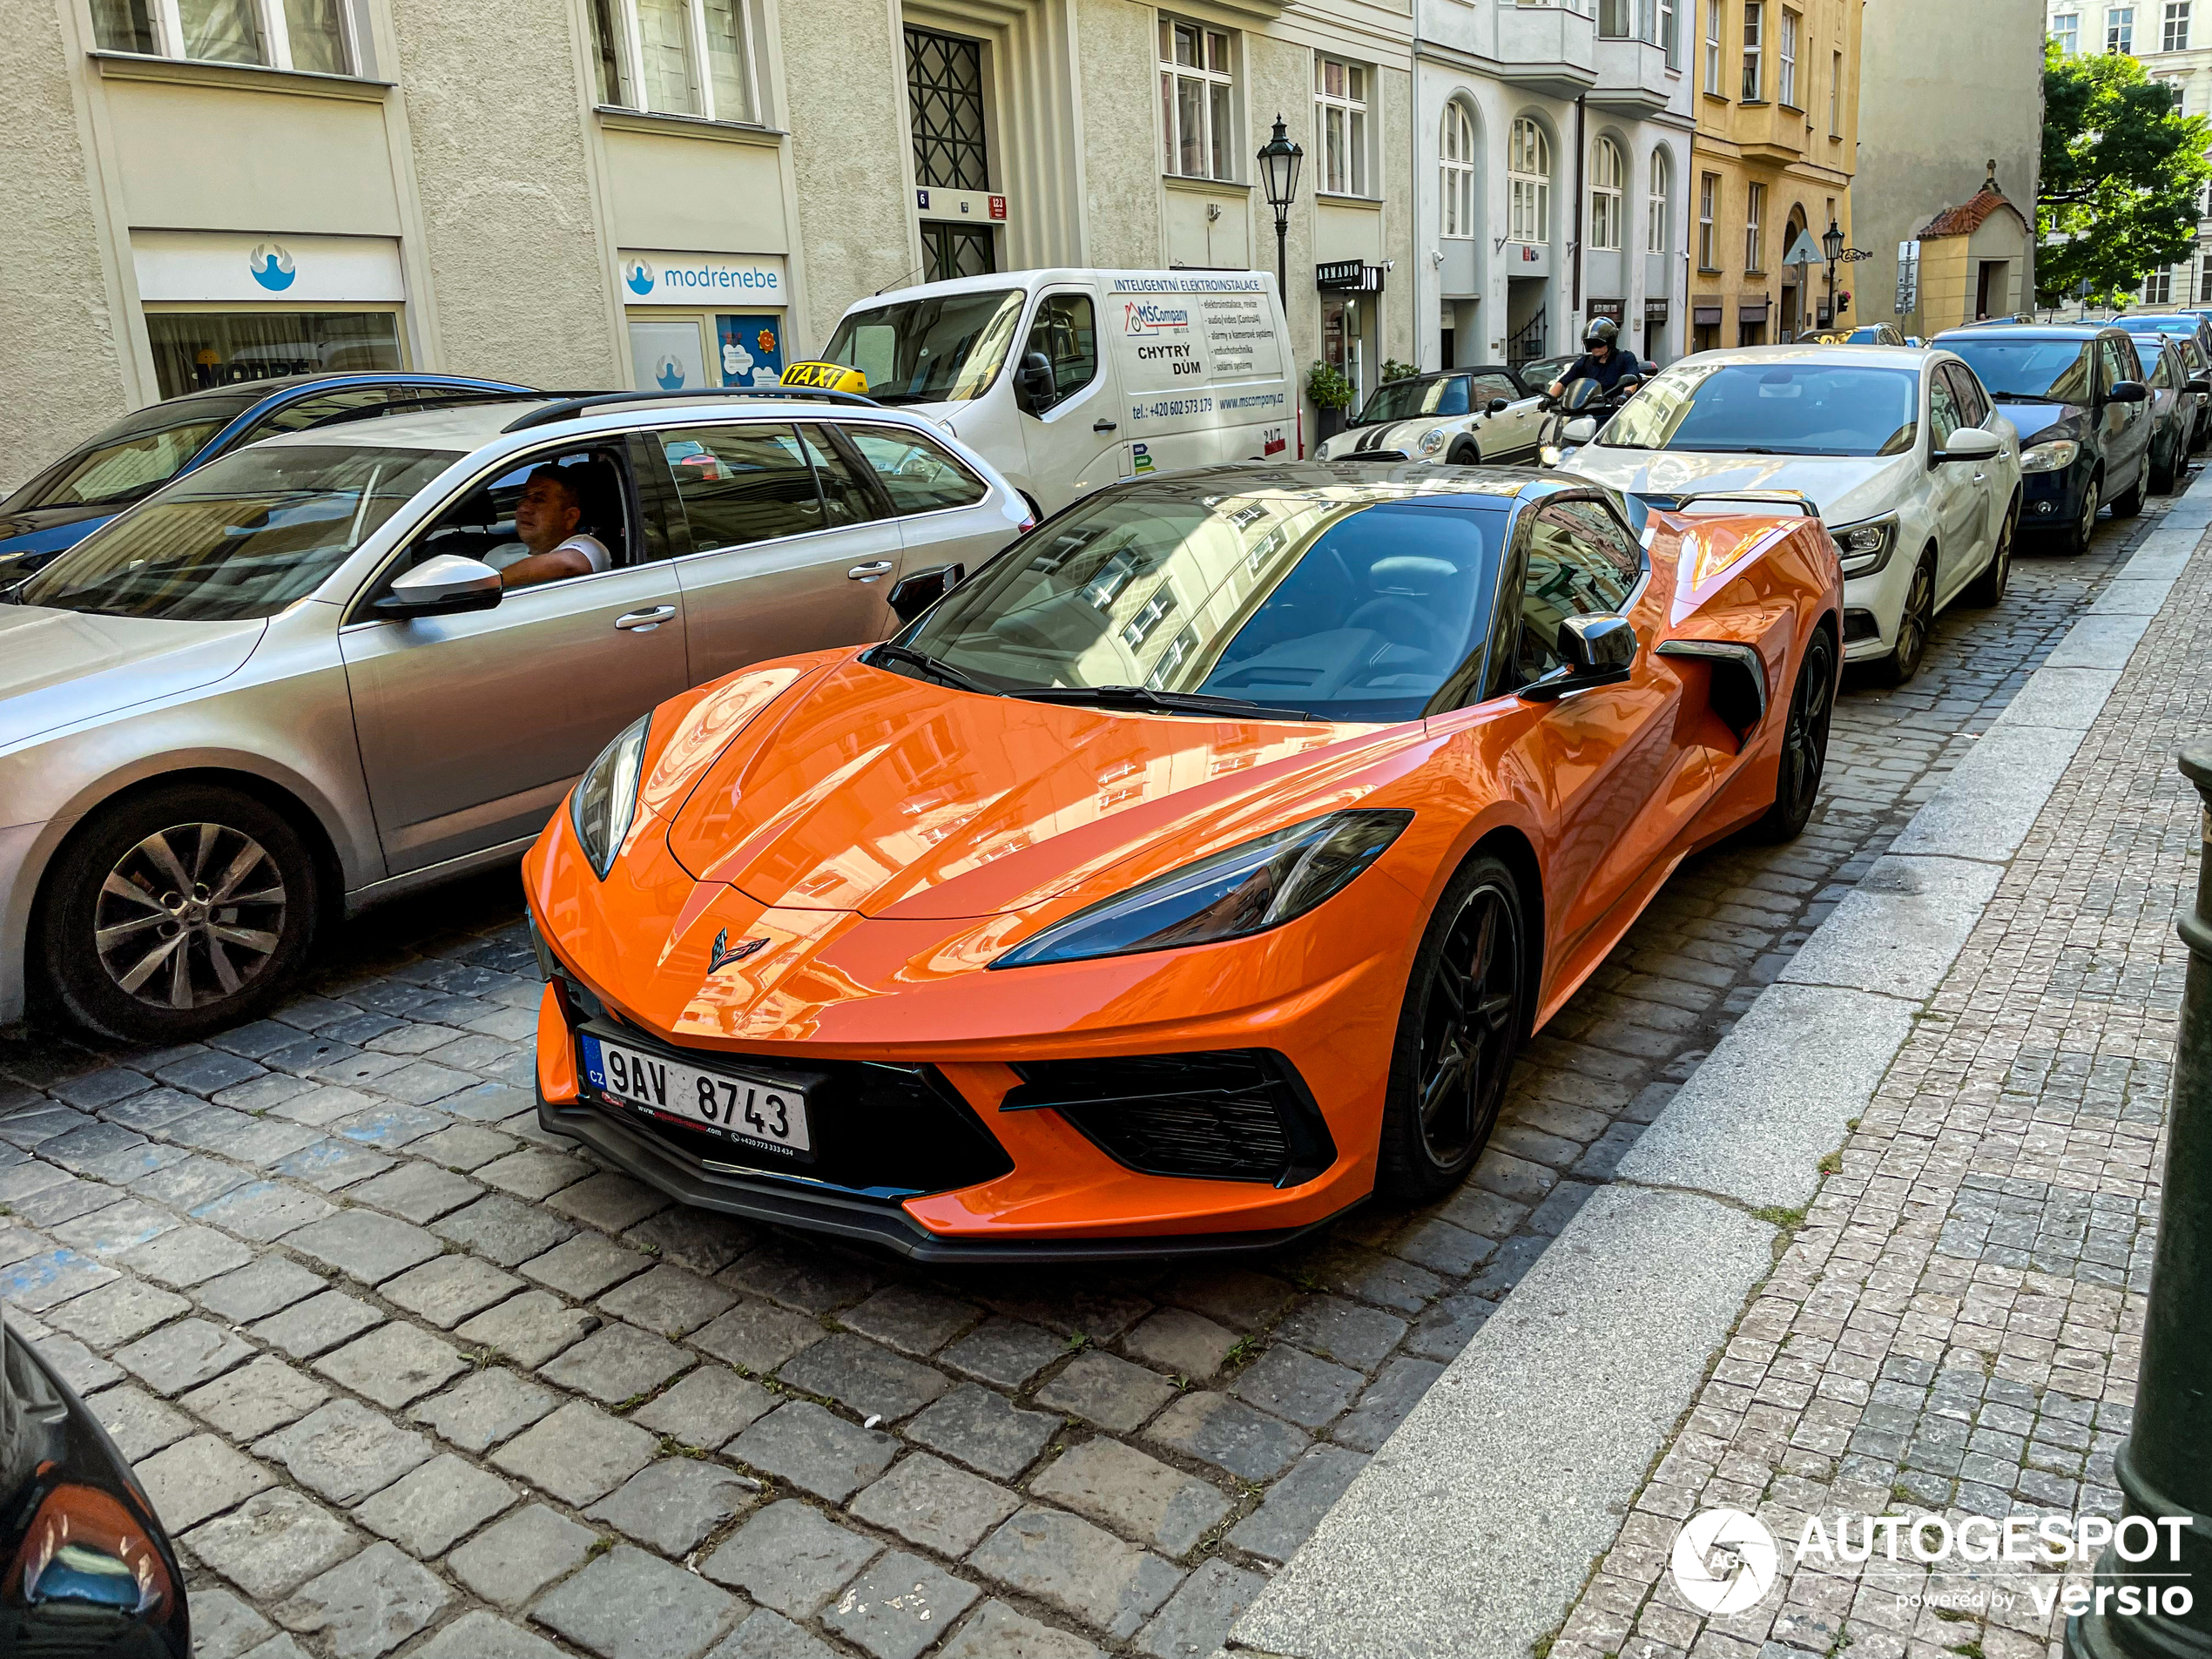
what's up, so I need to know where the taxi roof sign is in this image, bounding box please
[782,361,869,395]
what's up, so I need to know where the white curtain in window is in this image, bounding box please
[637,0,701,115]
[1441,102,1476,238]
[1509,118,1550,244]
[1647,147,1671,253]
[178,0,263,63]
[1590,138,1624,250]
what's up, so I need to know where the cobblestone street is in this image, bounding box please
[0,501,2177,1659]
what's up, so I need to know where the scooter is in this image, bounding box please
[1536,373,1643,468]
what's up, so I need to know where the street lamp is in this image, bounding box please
[1822,218,1845,328]
[1258,114,1304,307]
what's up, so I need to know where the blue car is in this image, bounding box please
[1932,325,2155,555]
[0,372,533,582]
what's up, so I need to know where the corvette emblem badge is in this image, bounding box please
[707,929,769,973]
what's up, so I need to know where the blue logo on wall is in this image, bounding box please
[249,243,296,292]
[655,354,686,390]
[625,260,656,296]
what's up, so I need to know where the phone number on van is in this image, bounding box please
[1131,395,1213,421]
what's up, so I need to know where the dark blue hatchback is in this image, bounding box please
[0,372,533,582]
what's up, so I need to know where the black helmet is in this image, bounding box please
[1584,315,1620,347]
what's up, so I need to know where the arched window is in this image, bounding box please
[1508,118,1550,244]
[1646,146,1671,254]
[1589,137,1624,251]
[1441,101,1477,239]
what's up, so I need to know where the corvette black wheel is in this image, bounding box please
[1750,627,1836,842]
[1377,854,1527,1202]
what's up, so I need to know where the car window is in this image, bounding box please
[253,388,403,435]
[1470,374,1520,407]
[660,424,825,550]
[1928,373,1963,450]
[2147,350,2175,391]
[3,407,239,513]
[844,424,988,515]
[1942,364,1989,428]
[795,424,875,528]
[2099,339,2133,395]
[1512,501,1642,687]
[22,443,455,622]
[1023,293,1099,406]
[384,443,636,594]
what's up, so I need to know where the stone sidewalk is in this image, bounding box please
[1509,517,2209,1659]
[0,496,2175,1659]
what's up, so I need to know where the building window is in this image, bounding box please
[1600,0,1630,35]
[2109,6,2134,51]
[1830,50,1843,131]
[1590,137,1625,250]
[1778,8,1799,105]
[2165,1,2190,50]
[2053,12,2079,52]
[587,0,757,121]
[1648,147,1672,254]
[1742,1,1764,99]
[2145,267,2175,304]
[1442,101,1477,238]
[1509,117,1552,243]
[1314,56,1370,195]
[1699,171,1718,268]
[147,310,402,401]
[1745,179,1766,272]
[92,0,358,74]
[907,27,988,191]
[1160,18,1235,181]
[1705,0,1724,91]
[1661,0,1679,62]
[2198,253,2212,301]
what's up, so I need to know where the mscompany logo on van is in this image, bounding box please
[1124,300,1191,336]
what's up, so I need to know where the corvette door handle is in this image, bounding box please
[847,561,895,580]
[1093,419,1118,432]
[614,606,676,631]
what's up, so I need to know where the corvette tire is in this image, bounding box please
[1376,854,1527,1204]
[1749,627,1836,843]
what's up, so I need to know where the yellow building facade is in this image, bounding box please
[1686,0,1863,350]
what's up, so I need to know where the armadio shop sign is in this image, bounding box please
[618,250,787,307]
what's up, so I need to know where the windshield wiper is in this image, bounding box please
[1015,685,1312,721]
[1988,392,2054,402]
[864,642,998,696]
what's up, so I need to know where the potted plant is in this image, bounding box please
[1379,358,1418,382]
[1307,360,1355,442]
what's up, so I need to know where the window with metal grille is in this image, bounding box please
[1159,17,1236,180]
[1314,55,1371,195]
[907,26,988,192]
[1442,100,1477,238]
[1509,117,1551,243]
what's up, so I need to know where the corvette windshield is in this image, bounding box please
[19,443,454,622]
[899,481,1504,723]
[1600,361,1919,456]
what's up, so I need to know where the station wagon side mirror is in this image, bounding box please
[887,562,964,624]
[1015,351,1056,415]
[1487,397,1512,415]
[1935,427,2001,462]
[2105,380,2148,404]
[1519,614,1639,702]
[374,554,504,619]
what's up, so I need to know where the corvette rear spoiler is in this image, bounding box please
[1635,489,1819,517]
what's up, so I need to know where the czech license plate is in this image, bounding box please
[581,1034,813,1157]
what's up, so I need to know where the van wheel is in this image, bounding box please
[39,785,320,1043]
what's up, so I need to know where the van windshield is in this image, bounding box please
[819,290,1026,406]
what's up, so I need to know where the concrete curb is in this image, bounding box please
[1225,476,2210,1659]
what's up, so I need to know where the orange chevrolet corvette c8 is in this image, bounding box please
[524,463,1842,1261]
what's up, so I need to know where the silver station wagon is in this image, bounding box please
[0,390,1028,1042]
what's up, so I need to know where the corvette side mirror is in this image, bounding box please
[1519,614,1639,701]
[887,562,963,624]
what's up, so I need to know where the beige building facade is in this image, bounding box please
[0,0,1419,484]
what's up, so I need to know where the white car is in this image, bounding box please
[1559,345,2023,684]
[1315,367,1549,466]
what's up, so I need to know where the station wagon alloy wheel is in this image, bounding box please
[95,823,287,1010]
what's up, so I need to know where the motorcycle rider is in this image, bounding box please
[1546,315,1642,402]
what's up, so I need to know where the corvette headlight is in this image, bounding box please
[1831,514,1898,578]
[991,809,1413,969]
[1418,429,1447,455]
[570,715,650,880]
[2020,438,2080,473]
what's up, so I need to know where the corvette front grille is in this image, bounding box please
[1002,1050,1337,1188]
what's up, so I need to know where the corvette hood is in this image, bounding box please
[0,606,266,752]
[1563,445,1914,528]
[663,655,1405,922]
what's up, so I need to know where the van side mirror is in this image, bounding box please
[1015,352,1056,415]
[887,563,963,624]
[374,554,503,619]
[1518,614,1639,701]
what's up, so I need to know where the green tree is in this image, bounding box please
[2038,41,2212,305]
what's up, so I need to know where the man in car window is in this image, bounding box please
[1547,317,1643,400]
[489,466,610,589]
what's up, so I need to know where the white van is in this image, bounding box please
[810,269,1293,516]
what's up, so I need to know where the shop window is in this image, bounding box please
[1160,17,1237,181]
[1442,101,1477,239]
[93,0,357,75]
[590,0,758,123]
[1508,118,1551,244]
[1314,56,1371,196]
[145,311,401,401]
[1590,138,1625,252]
[843,426,988,516]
